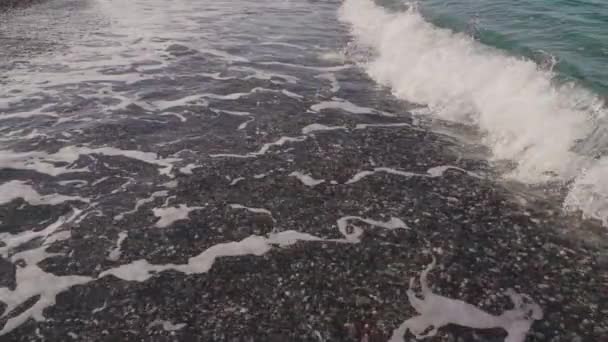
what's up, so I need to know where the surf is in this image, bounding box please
[339,0,608,227]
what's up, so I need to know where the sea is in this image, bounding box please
[343,0,608,225]
[0,0,606,340]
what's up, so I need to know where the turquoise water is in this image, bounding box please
[340,0,608,226]
[407,0,608,94]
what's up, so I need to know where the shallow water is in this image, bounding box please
[0,0,606,339]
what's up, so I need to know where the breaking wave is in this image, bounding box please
[339,0,608,226]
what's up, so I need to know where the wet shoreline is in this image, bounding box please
[0,0,606,340]
[2,104,606,340]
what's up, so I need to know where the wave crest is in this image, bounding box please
[339,0,608,226]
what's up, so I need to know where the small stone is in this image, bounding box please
[596,254,608,268]
[570,334,582,342]
[542,242,555,251]
[532,332,545,340]
[355,295,372,306]
[594,326,607,335]
[252,214,273,231]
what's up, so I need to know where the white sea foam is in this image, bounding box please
[216,109,251,117]
[258,61,352,72]
[202,87,293,102]
[99,235,275,282]
[0,146,179,177]
[0,150,88,176]
[311,98,392,116]
[253,172,272,179]
[319,51,347,63]
[179,164,198,175]
[281,89,304,100]
[91,176,111,186]
[289,172,325,187]
[339,0,608,226]
[0,250,92,335]
[98,216,403,283]
[153,204,203,228]
[107,232,128,261]
[92,301,108,314]
[154,95,207,111]
[0,104,58,122]
[0,209,82,257]
[0,210,91,336]
[0,181,88,206]
[268,230,323,247]
[148,319,187,332]
[345,165,479,185]
[238,117,255,130]
[301,123,347,135]
[210,136,307,158]
[337,216,408,242]
[229,177,245,186]
[354,122,412,130]
[57,180,88,187]
[426,165,481,179]
[211,108,254,130]
[229,66,299,84]
[390,258,542,342]
[161,112,188,122]
[259,41,307,50]
[229,204,273,216]
[564,159,608,226]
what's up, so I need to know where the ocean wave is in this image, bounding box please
[339,0,608,226]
